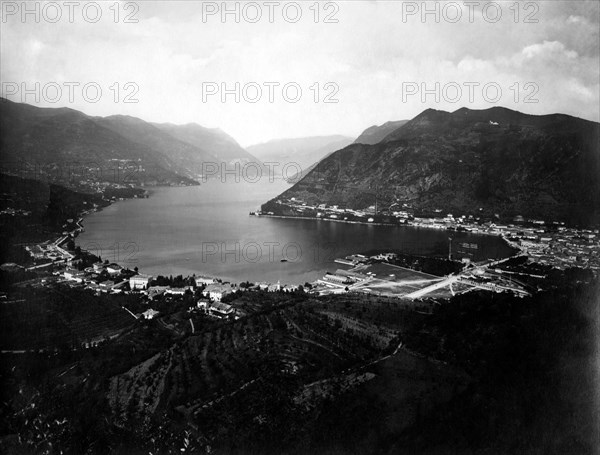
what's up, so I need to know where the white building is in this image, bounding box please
[209,301,234,318]
[165,286,189,296]
[129,274,153,290]
[106,263,123,275]
[196,300,209,311]
[63,268,77,280]
[64,268,85,283]
[202,283,232,301]
[195,276,216,286]
[142,309,160,320]
[267,281,282,292]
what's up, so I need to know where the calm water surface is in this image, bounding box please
[76,180,513,284]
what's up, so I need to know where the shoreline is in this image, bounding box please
[56,187,520,284]
[257,213,521,253]
[254,213,398,227]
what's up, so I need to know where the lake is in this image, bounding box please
[76,179,514,284]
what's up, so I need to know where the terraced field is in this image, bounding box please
[107,299,400,429]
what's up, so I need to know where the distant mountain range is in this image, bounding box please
[247,135,353,180]
[263,107,600,226]
[4,99,598,225]
[353,120,409,145]
[151,122,256,164]
[0,98,258,186]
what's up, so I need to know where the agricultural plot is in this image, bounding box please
[0,289,135,350]
[107,300,399,429]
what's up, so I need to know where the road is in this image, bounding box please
[404,275,460,299]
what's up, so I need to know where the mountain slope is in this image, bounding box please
[0,98,195,186]
[247,135,353,174]
[353,120,409,145]
[0,98,254,185]
[152,122,257,164]
[96,115,219,178]
[263,107,600,225]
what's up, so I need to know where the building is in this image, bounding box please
[147,286,169,299]
[196,299,209,311]
[346,254,368,263]
[106,263,123,275]
[129,274,153,290]
[267,281,282,292]
[208,301,234,318]
[282,284,299,292]
[64,268,85,283]
[63,268,77,280]
[202,283,232,301]
[85,282,100,292]
[27,244,47,260]
[67,258,83,267]
[195,276,216,286]
[99,280,115,291]
[323,273,354,285]
[92,262,105,272]
[372,253,397,261]
[142,309,160,320]
[165,286,189,296]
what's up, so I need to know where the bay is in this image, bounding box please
[76,179,514,285]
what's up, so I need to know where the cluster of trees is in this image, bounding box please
[151,274,195,288]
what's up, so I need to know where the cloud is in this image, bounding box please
[1,0,598,146]
[522,40,578,60]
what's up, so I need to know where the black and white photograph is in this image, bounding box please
[0,1,599,453]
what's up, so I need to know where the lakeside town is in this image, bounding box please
[254,197,600,269]
[2,192,597,335]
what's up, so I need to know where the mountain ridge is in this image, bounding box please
[0,98,255,186]
[354,120,409,145]
[262,106,600,226]
[247,135,353,177]
[151,122,258,164]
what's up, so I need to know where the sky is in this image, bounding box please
[1,0,599,146]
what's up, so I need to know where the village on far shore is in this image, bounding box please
[3,199,598,330]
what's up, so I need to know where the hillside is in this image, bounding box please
[96,116,219,179]
[152,122,258,164]
[354,120,409,145]
[0,98,254,186]
[263,107,600,226]
[247,135,353,176]
[3,276,597,454]
[0,98,197,187]
[0,173,112,263]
